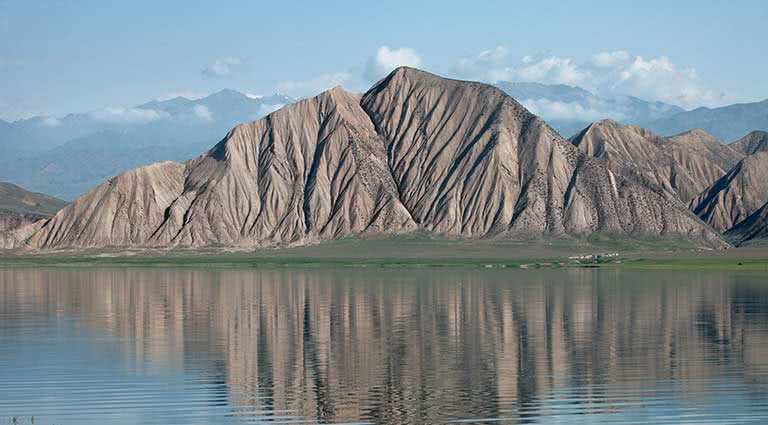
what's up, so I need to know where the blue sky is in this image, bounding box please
[1,0,766,120]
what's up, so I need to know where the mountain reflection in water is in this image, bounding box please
[1,268,767,424]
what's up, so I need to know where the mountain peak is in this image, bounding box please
[205,88,250,101]
[731,130,768,156]
[593,118,621,127]
[672,128,718,140]
[318,85,353,98]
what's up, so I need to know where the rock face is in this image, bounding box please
[362,68,577,237]
[13,68,727,249]
[725,200,768,245]
[731,130,768,156]
[690,151,768,232]
[570,121,742,204]
[27,162,187,248]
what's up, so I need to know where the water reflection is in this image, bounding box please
[1,268,767,424]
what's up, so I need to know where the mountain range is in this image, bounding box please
[495,82,768,141]
[646,100,768,142]
[3,81,767,203]
[0,90,294,200]
[496,82,685,137]
[1,67,767,249]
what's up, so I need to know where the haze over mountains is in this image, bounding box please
[496,82,685,138]
[1,67,767,249]
[0,90,293,200]
[496,82,768,142]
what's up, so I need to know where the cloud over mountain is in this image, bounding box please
[89,107,169,124]
[202,57,243,78]
[365,46,422,81]
[452,47,724,109]
[278,72,353,95]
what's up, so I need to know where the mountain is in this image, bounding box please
[731,130,768,155]
[570,121,742,204]
[690,151,768,232]
[0,182,67,248]
[13,68,725,250]
[0,90,294,200]
[0,181,66,218]
[725,200,768,246]
[645,99,768,142]
[25,88,416,249]
[495,81,684,137]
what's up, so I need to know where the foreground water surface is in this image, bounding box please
[1,267,767,424]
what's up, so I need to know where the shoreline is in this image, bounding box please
[0,238,766,270]
[0,254,766,271]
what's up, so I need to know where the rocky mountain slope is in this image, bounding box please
[0,182,66,218]
[12,68,726,249]
[725,200,768,245]
[731,130,768,155]
[570,121,742,204]
[690,151,768,232]
[0,182,67,248]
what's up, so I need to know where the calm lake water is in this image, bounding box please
[1,267,768,424]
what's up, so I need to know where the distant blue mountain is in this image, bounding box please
[643,99,768,142]
[495,81,684,138]
[0,90,294,199]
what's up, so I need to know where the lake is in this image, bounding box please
[1,267,767,424]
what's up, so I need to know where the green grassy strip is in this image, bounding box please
[0,254,567,269]
[617,258,768,270]
[0,253,766,270]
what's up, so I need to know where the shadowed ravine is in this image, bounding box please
[1,267,768,424]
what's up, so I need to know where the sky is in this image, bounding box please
[1,0,767,121]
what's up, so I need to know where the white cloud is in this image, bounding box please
[40,116,62,127]
[521,98,625,122]
[516,57,588,85]
[365,46,423,80]
[277,72,353,96]
[193,104,212,121]
[591,50,631,68]
[452,47,725,108]
[454,49,588,85]
[90,107,168,124]
[244,93,263,100]
[609,55,724,107]
[202,57,243,78]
